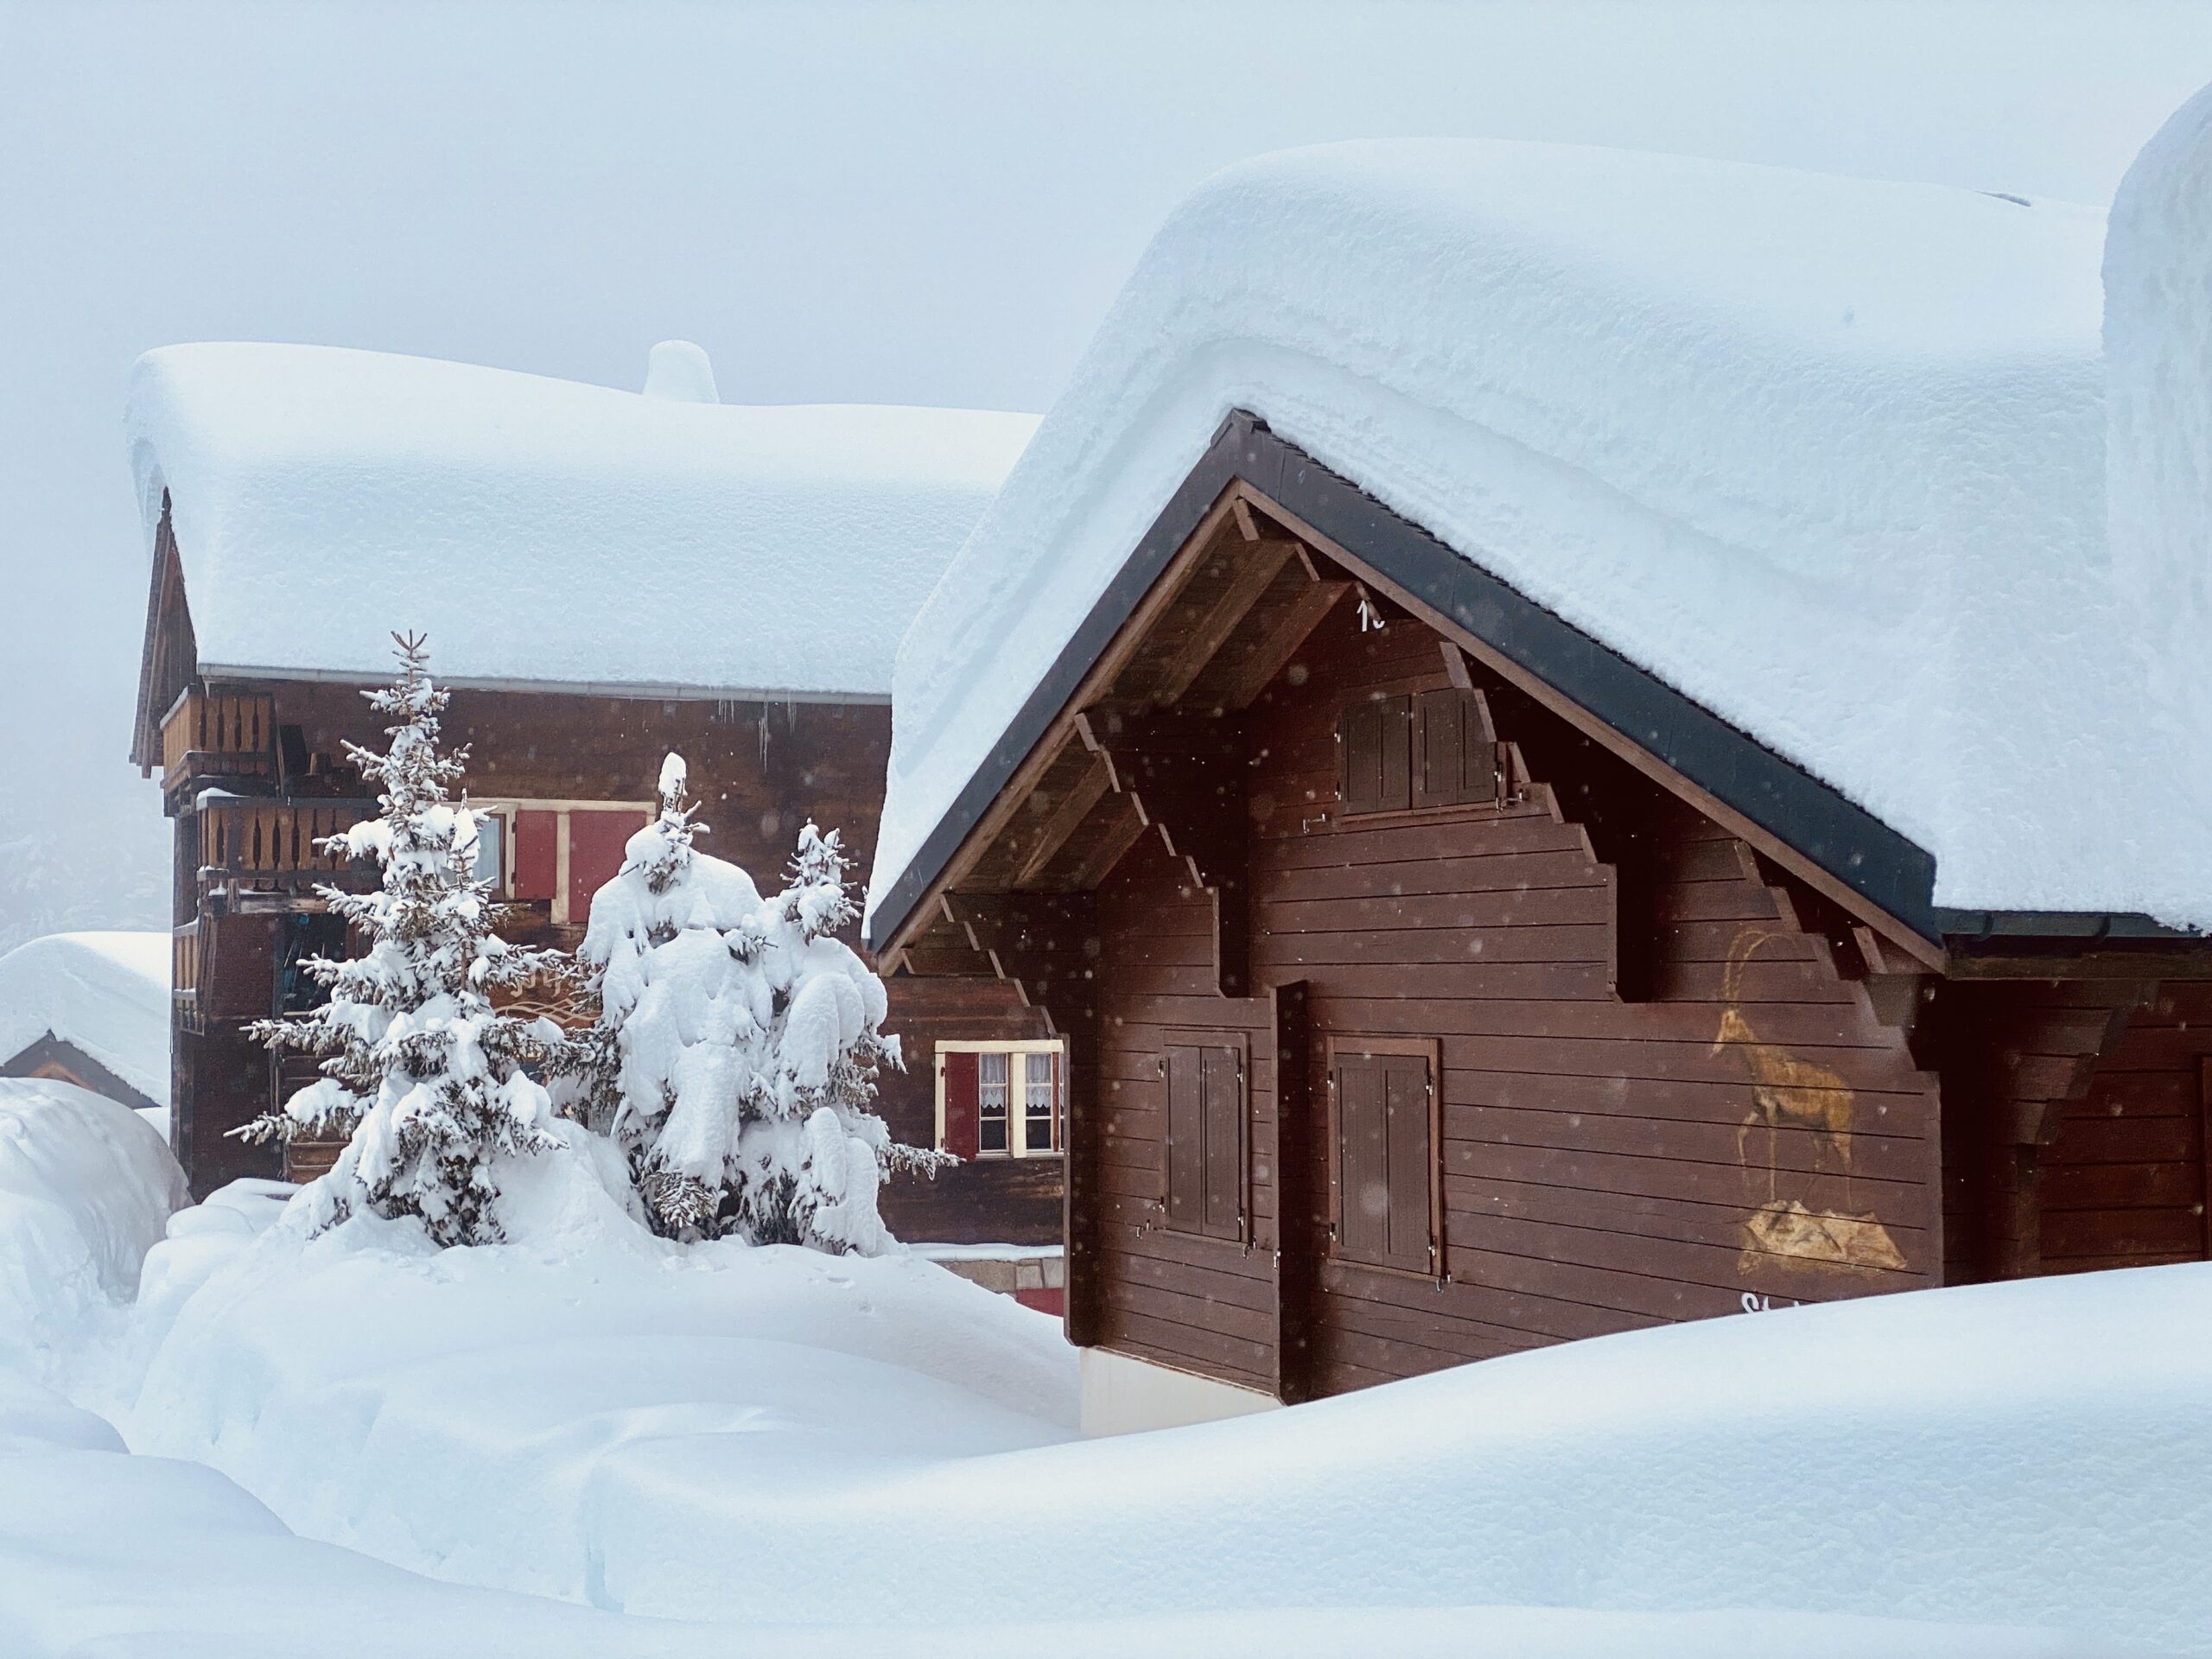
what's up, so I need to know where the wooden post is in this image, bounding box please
[1270,980,1318,1405]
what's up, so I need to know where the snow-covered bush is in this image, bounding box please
[578,753,944,1252]
[237,634,596,1247]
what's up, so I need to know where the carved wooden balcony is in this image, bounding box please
[197,795,376,906]
[160,689,275,804]
[172,920,203,1035]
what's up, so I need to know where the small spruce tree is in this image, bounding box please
[238,633,581,1246]
[578,752,945,1252]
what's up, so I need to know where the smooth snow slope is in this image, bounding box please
[127,343,1039,698]
[0,931,170,1105]
[111,1173,2212,1652]
[871,136,2212,931]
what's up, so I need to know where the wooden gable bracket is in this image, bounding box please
[937,890,1100,1040]
[1076,708,1251,997]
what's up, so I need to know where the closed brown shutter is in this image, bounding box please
[1340,696,1413,815]
[1202,1045,1244,1240]
[1414,688,1497,808]
[943,1050,980,1158]
[1165,1041,1246,1241]
[1166,1044,1205,1232]
[1333,1048,1436,1274]
[568,810,638,925]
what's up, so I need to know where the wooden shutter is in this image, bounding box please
[1339,695,1413,816]
[1165,1041,1245,1241]
[1202,1045,1244,1240]
[1166,1044,1205,1233]
[1332,1046,1436,1274]
[1414,687,1497,808]
[512,810,558,901]
[567,810,638,925]
[943,1050,980,1158]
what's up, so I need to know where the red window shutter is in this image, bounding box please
[1165,1045,1205,1232]
[512,810,558,901]
[567,810,638,925]
[1202,1045,1245,1241]
[943,1050,980,1158]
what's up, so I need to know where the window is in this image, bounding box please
[473,798,654,925]
[1163,1039,1245,1242]
[1338,688,1496,816]
[938,1041,1062,1159]
[1330,1038,1440,1276]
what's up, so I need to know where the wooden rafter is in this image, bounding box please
[1148,537,1300,706]
[1013,754,1114,888]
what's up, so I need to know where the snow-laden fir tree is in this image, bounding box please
[578,753,944,1252]
[238,633,585,1246]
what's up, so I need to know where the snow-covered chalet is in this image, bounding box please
[127,341,1066,1272]
[866,101,2212,1429]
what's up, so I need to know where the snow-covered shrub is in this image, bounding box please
[578,753,944,1252]
[237,634,597,1247]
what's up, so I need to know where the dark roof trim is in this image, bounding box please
[871,413,2170,956]
[1934,907,2202,944]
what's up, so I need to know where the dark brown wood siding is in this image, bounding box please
[2039,982,2212,1273]
[1084,601,1942,1397]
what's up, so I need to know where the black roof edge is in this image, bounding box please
[868,412,1949,952]
[1934,907,2205,946]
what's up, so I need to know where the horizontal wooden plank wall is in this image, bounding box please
[2041,982,2212,1272]
[1083,601,1944,1399]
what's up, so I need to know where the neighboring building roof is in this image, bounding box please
[868,134,2212,940]
[0,933,170,1109]
[126,343,1039,702]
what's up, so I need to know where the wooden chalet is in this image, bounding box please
[0,932,171,1120]
[869,410,2212,1429]
[126,341,1065,1258]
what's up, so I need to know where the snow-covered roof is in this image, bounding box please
[870,128,2212,937]
[0,933,171,1108]
[127,343,1039,700]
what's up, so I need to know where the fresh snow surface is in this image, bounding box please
[0,1092,2184,1657]
[869,134,2212,931]
[0,1079,184,1373]
[81,1179,2212,1652]
[126,342,1038,698]
[0,930,170,1105]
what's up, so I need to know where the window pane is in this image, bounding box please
[978,1050,1009,1154]
[1022,1052,1056,1154]
[471,813,505,890]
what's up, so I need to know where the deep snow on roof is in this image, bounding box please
[0,933,170,1107]
[127,344,1039,699]
[869,135,2212,934]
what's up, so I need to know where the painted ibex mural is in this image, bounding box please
[1714,926,1906,1274]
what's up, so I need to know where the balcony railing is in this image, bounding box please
[161,689,275,798]
[198,797,374,897]
[172,921,202,1033]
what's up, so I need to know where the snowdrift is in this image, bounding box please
[0,1079,184,1371]
[0,931,170,1106]
[871,135,2212,930]
[110,1169,2212,1653]
[126,343,1039,698]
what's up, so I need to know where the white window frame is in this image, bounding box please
[467,797,654,925]
[934,1038,1065,1160]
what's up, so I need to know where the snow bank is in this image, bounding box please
[0,930,170,1106]
[871,136,2212,930]
[111,1174,2212,1652]
[127,343,1038,699]
[0,1079,185,1371]
[117,1198,1078,1605]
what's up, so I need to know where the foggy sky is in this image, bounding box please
[4,0,2211,948]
